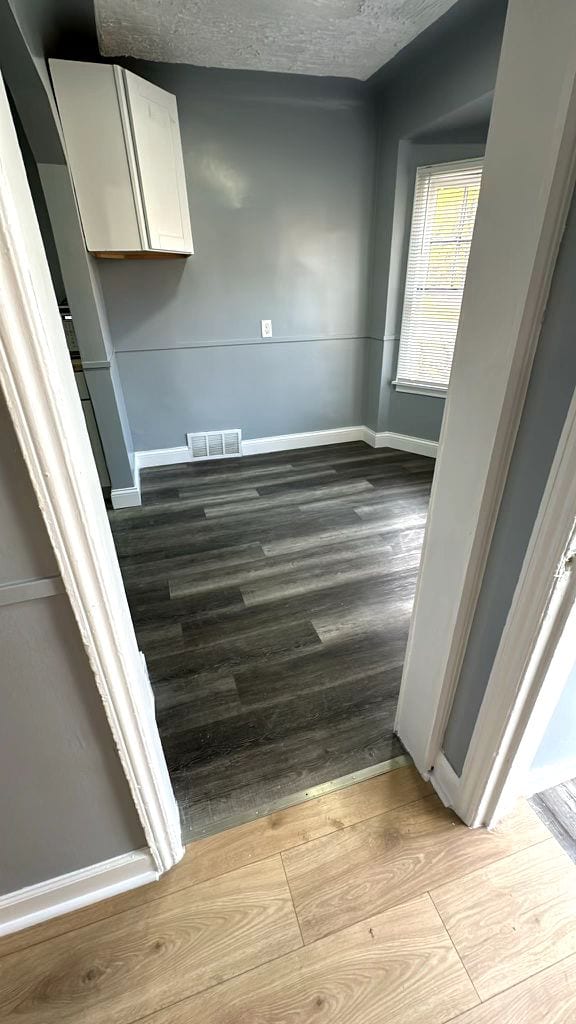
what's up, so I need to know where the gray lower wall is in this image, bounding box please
[443,186,576,774]
[98,64,376,449]
[117,338,369,450]
[0,391,144,895]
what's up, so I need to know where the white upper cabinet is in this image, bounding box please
[49,60,194,258]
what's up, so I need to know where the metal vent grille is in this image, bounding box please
[186,429,242,461]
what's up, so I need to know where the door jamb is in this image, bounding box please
[395,0,576,780]
[0,72,183,874]
[441,388,576,827]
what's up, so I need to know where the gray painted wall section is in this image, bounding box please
[367,0,505,440]
[98,64,376,449]
[0,392,143,895]
[117,338,369,450]
[444,188,576,774]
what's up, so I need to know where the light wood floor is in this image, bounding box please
[2,764,576,1023]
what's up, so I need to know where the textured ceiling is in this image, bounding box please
[95,0,460,80]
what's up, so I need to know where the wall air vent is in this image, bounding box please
[186,429,242,461]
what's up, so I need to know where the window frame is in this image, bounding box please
[394,157,484,399]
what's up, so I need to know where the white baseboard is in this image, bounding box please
[242,426,366,456]
[136,445,190,470]
[134,426,438,470]
[429,751,462,811]
[524,759,576,799]
[111,461,142,509]
[0,848,158,937]
[111,485,142,509]
[366,429,439,458]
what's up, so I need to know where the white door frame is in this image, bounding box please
[0,72,183,875]
[395,0,576,779]
[437,388,576,827]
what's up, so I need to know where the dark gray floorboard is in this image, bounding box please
[530,778,576,863]
[108,442,434,838]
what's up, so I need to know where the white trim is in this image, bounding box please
[0,575,64,606]
[429,751,461,810]
[393,381,448,400]
[134,428,438,470]
[242,426,366,456]
[111,483,142,509]
[0,849,157,937]
[0,75,183,874]
[524,758,576,801]
[395,0,576,778]
[366,430,438,459]
[136,445,190,470]
[450,387,576,828]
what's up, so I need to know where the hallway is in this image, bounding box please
[109,442,433,837]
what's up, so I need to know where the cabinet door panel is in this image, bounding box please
[123,70,193,253]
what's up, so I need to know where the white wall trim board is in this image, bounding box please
[0,76,183,875]
[0,849,157,938]
[111,482,142,508]
[454,386,576,829]
[0,575,64,606]
[394,0,576,781]
[366,430,439,458]
[242,426,366,456]
[116,334,370,353]
[136,445,190,470]
[429,751,462,811]
[135,428,438,469]
[524,758,576,800]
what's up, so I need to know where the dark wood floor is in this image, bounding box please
[530,778,576,863]
[108,442,434,838]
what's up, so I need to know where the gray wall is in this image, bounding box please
[98,64,376,448]
[444,186,576,774]
[0,390,143,895]
[367,0,506,440]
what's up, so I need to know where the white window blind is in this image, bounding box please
[396,158,483,393]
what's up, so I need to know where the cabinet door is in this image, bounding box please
[122,70,193,253]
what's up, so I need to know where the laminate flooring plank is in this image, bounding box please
[167,529,416,599]
[174,701,404,834]
[235,627,408,707]
[0,766,429,961]
[161,669,400,774]
[155,674,242,729]
[203,479,377,519]
[181,764,432,884]
[431,838,576,1000]
[0,856,302,1024]
[108,443,434,836]
[282,796,550,943]
[446,953,576,1024]
[530,778,576,863]
[119,542,266,585]
[140,894,479,1024]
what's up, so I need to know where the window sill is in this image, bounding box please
[393,380,448,399]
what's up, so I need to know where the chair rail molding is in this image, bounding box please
[0,73,183,879]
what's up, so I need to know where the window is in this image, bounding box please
[396,158,483,395]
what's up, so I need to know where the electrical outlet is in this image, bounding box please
[261,319,273,338]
